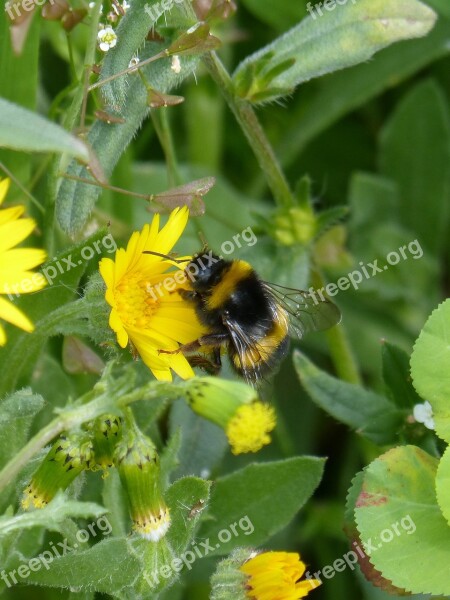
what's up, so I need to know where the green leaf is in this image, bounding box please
[98,0,189,110]
[169,400,228,480]
[380,80,450,255]
[0,388,44,471]
[26,536,144,594]
[198,456,325,555]
[344,470,364,538]
[347,172,439,306]
[382,341,422,409]
[0,98,90,163]
[0,493,107,538]
[160,429,182,488]
[354,445,450,596]
[410,299,450,442]
[57,44,201,235]
[233,0,437,103]
[239,0,306,31]
[293,351,403,444]
[0,9,40,188]
[436,445,450,527]
[166,476,211,555]
[275,17,450,170]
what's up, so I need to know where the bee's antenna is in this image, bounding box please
[142,250,188,264]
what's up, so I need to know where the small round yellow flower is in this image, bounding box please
[240,551,321,600]
[0,178,47,345]
[99,207,206,381]
[226,403,276,455]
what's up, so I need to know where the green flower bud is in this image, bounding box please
[114,422,170,541]
[211,548,321,600]
[22,433,94,510]
[274,207,317,246]
[210,548,249,600]
[89,413,123,471]
[182,377,276,455]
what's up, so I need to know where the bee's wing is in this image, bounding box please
[262,282,341,340]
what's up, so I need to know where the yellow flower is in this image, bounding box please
[0,178,47,345]
[99,207,206,381]
[183,377,276,455]
[240,552,321,600]
[226,403,276,455]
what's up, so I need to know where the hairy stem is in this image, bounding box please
[202,52,293,209]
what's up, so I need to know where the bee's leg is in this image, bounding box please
[187,355,221,375]
[158,333,228,356]
[177,289,198,302]
[212,347,222,368]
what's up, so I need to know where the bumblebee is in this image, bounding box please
[148,249,341,385]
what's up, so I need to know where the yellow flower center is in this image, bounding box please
[115,276,158,330]
[226,402,276,455]
[21,483,49,510]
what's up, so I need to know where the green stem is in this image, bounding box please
[325,324,361,385]
[202,52,293,209]
[158,109,180,187]
[312,269,361,385]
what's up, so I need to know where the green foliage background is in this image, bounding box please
[0,0,449,599]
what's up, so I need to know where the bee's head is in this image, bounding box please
[185,250,227,291]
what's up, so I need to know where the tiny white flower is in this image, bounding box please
[413,401,435,430]
[98,26,117,52]
[128,56,140,70]
[122,0,130,11]
[171,55,181,74]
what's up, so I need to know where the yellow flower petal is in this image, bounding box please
[0,178,10,206]
[0,248,47,272]
[240,552,320,600]
[0,205,25,225]
[0,323,6,346]
[0,296,34,332]
[0,184,46,343]
[0,218,36,253]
